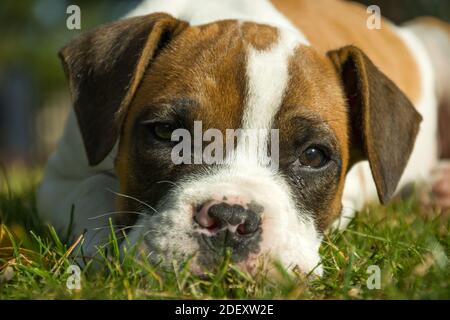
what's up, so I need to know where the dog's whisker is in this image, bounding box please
[145,251,153,260]
[156,180,181,188]
[89,211,147,220]
[116,225,145,233]
[140,229,154,240]
[106,188,159,214]
[92,224,145,232]
[95,226,148,249]
[95,235,128,251]
[92,225,127,231]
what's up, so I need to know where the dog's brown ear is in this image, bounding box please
[328,45,422,204]
[59,13,188,166]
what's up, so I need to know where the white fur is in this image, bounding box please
[37,111,118,250]
[127,0,307,42]
[127,164,323,275]
[239,28,306,166]
[406,21,450,103]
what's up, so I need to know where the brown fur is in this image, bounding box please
[116,20,280,225]
[438,102,450,159]
[115,21,354,230]
[277,46,349,229]
[271,0,422,104]
[59,13,188,166]
[60,7,423,231]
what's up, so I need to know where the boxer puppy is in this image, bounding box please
[38,0,450,275]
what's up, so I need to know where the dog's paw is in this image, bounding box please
[431,161,450,210]
[417,161,450,220]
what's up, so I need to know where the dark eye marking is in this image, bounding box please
[137,98,199,145]
[279,115,341,171]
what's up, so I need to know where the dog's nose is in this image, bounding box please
[195,201,261,235]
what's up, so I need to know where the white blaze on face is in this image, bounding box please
[126,28,323,276]
[221,28,322,275]
[236,28,305,167]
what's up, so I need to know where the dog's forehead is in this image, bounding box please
[129,20,347,140]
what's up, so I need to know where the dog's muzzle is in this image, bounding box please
[194,200,263,259]
[126,167,323,276]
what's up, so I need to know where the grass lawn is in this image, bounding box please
[0,166,448,299]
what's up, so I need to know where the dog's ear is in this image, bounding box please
[59,13,188,166]
[328,45,422,204]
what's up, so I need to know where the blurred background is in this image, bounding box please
[0,0,449,167]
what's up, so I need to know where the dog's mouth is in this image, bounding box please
[195,227,263,264]
[126,207,322,277]
[133,215,265,274]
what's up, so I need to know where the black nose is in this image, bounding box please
[195,202,261,236]
[197,202,261,236]
[195,202,263,262]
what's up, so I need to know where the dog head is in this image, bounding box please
[59,13,421,275]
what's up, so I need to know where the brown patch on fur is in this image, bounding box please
[438,100,450,158]
[241,22,279,50]
[277,46,349,229]
[271,0,421,105]
[115,20,280,223]
[274,43,422,230]
[131,23,240,130]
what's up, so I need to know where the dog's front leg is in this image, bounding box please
[37,111,119,259]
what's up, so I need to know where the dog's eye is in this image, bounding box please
[152,123,175,141]
[299,146,329,168]
[140,122,175,142]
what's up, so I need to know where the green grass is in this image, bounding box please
[0,166,448,299]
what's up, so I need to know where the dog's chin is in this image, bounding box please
[124,239,322,279]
